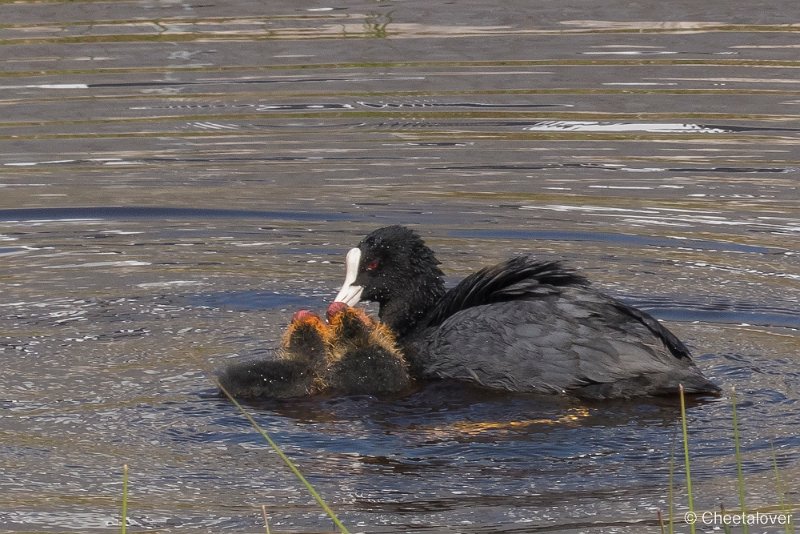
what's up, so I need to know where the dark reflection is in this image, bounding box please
[448,228,782,254]
[630,300,800,328]
[0,206,354,222]
[189,290,321,311]
[427,162,795,173]
[197,376,734,533]
[213,380,717,449]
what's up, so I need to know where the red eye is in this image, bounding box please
[365,259,380,272]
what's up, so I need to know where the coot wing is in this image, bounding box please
[425,257,587,328]
[419,287,717,398]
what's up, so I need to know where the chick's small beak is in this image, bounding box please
[333,247,364,306]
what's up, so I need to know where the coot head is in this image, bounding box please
[326,301,398,349]
[334,225,446,335]
[326,301,373,342]
[281,309,329,367]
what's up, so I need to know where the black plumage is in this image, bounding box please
[333,225,719,399]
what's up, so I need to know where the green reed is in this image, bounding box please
[679,384,697,534]
[730,387,748,534]
[262,504,272,534]
[668,428,677,534]
[120,464,129,534]
[216,379,350,533]
[665,386,797,534]
[772,443,795,534]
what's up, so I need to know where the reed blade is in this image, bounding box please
[216,379,351,534]
[679,384,696,534]
[731,387,749,534]
[121,464,129,534]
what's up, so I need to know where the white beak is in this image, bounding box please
[333,247,364,306]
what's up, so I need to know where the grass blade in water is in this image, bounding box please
[679,384,696,534]
[121,464,129,534]
[216,379,351,534]
[731,387,749,534]
[771,443,795,534]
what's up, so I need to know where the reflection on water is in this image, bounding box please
[1,0,799,532]
[0,206,353,222]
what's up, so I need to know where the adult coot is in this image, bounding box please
[333,225,720,399]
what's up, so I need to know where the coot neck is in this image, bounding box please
[378,275,445,339]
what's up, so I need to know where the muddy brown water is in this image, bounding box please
[1,1,799,532]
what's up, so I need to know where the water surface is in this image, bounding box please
[1,1,799,532]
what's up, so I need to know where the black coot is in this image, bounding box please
[333,225,720,399]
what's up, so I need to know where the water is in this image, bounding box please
[1,1,799,532]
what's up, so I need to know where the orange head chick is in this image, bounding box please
[324,302,411,395]
[280,309,332,369]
